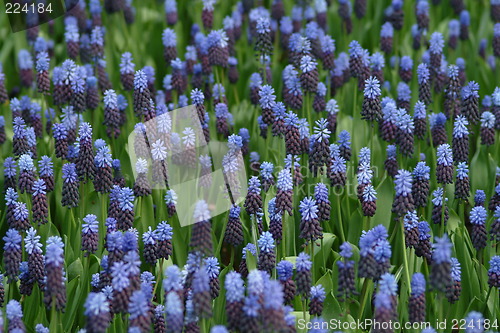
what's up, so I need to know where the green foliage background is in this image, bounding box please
[0,0,499,331]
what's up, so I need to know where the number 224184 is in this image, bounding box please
[452,319,498,330]
[5,2,53,14]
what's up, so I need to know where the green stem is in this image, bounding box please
[358,278,371,319]
[307,92,312,128]
[369,123,374,157]
[137,196,143,228]
[100,193,107,254]
[494,287,498,319]
[23,192,32,220]
[336,193,345,242]
[478,249,483,289]
[215,66,222,85]
[346,189,352,221]
[438,294,444,326]
[201,318,207,333]
[282,214,286,259]
[8,282,14,301]
[309,242,314,282]
[84,255,90,284]
[152,270,161,303]
[401,221,412,294]
[483,286,493,313]
[41,94,49,149]
[459,201,465,226]
[440,186,446,237]
[231,247,235,268]
[302,299,307,322]
[320,238,326,273]
[157,259,164,301]
[69,208,76,245]
[81,181,87,220]
[251,215,258,252]
[232,85,240,105]
[50,298,58,332]
[363,215,370,231]
[353,83,358,119]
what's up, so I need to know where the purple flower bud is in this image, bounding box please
[432,234,452,264]
[381,22,394,37]
[364,76,381,98]
[429,32,444,54]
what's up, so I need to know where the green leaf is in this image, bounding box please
[322,293,343,322]
[315,271,333,295]
[67,258,83,281]
[246,251,257,271]
[63,277,81,332]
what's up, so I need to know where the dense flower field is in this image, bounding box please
[0,0,500,332]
